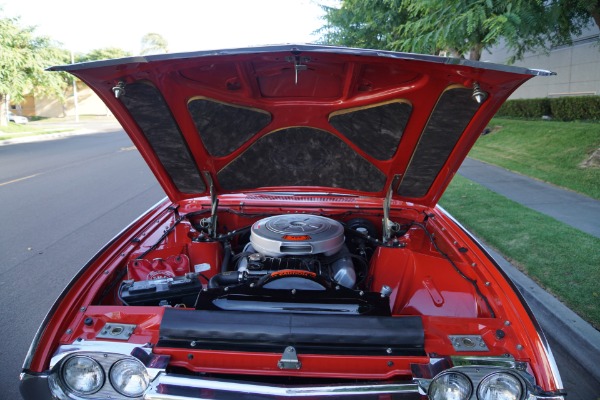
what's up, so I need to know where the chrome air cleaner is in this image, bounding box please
[250,215,345,257]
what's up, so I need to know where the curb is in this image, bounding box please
[0,124,121,147]
[486,246,600,384]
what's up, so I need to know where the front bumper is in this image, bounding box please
[20,371,422,399]
[20,369,568,400]
[20,343,565,400]
[146,374,421,399]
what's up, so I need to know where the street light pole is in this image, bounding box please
[71,51,79,123]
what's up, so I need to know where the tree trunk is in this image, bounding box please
[469,44,483,61]
[590,6,600,30]
[0,94,7,127]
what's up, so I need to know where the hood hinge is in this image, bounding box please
[383,174,402,243]
[202,171,219,238]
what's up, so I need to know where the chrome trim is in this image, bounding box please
[50,341,152,369]
[50,340,167,379]
[451,355,518,369]
[527,396,565,400]
[47,341,168,400]
[19,372,53,399]
[420,366,563,400]
[48,44,555,77]
[145,373,420,399]
[436,205,564,389]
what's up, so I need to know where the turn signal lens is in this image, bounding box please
[109,358,149,397]
[429,371,472,400]
[477,372,523,400]
[62,355,105,395]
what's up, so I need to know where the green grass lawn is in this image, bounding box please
[0,122,73,139]
[470,118,600,199]
[0,122,39,134]
[0,128,71,140]
[440,175,600,329]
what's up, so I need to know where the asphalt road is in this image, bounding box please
[0,128,164,399]
[1,128,597,399]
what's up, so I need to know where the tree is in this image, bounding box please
[542,0,600,45]
[140,33,168,55]
[318,0,600,62]
[395,0,600,61]
[0,14,68,125]
[317,0,408,50]
[77,47,131,63]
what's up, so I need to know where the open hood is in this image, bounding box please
[50,45,551,206]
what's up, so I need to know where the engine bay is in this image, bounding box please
[101,199,494,323]
[36,197,558,394]
[120,214,390,313]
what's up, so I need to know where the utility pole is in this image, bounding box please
[71,51,79,123]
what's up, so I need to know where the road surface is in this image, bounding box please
[0,128,164,398]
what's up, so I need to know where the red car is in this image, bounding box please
[20,45,563,400]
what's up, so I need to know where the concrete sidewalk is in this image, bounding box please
[459,158,600,238]
[458,157,600,388]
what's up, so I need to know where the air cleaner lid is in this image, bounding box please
[250,215,345,257]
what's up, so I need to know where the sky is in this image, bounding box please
[1,0,332,55]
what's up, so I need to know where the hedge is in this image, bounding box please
[496,96,600,121]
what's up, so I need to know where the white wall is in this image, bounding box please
[482,26,600,99]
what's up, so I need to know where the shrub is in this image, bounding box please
[496,98,551,118]
[550,96,600,121]
[496,96,600,121]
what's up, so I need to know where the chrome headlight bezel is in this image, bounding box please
[48,342,164,399]
[418,361,536,400]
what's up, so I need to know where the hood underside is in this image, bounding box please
[49,44,551,206]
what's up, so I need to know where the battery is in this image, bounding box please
[121,273,203,307]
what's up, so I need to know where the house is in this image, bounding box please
[16,82,110,118]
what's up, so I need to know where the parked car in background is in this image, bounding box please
[20,45,564,400]
[8,111,28,124]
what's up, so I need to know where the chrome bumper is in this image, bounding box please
[20,370,567,400]
[145,373,422,399]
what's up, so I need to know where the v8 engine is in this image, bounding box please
[236,215,357,289]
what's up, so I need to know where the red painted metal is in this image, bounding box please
[23,195,563,393]
[26,48,563,397]
[64,48,534,206]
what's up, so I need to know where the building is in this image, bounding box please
[15,82,109,118]
[482,25,600,99]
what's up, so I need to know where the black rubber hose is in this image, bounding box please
[208,271,242,289]
[221,241,232,273]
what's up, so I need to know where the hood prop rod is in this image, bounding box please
[382,175,402,243]
[203,172,219,239]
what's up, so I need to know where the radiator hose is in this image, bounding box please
[208,271,244,289]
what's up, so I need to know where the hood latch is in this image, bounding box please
[285,55,310,85]
[278,346,302,370]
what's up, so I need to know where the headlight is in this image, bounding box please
[428,371,472,400]
[477,372,523,400]
[61,355,105,395]
[109,358,150,397]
